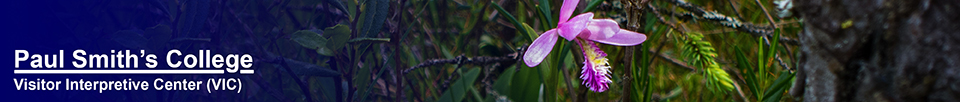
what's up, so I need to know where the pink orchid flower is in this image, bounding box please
[522,0,647,92]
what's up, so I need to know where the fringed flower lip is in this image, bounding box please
[578,40,613,92]
[522,0,648,92]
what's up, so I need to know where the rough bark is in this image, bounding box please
[793,0,960,101]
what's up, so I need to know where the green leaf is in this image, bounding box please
[521,23,539,41]
[323,24,352,52]
[354,60,372,97]
[516,0,528,23]
[492,1,533,41]
[493,67,518,95]
[659,87,684,101]
[508,66,543,102]
[535,5,553,31]
[348,38,391,43]
[281,58,340,77]
[317,77,338,102]
[438,68,482,102]
[347,0,357,21]
[761,71,794,102]
[735,46,761,99]
[538,0,554,27]
[291,30,326,49]
[359,0,389,37]
[355,53,383,102]
[290,30,335,56]
[316,48,335,56]
[580,0,604,13]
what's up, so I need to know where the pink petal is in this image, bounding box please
[590,30,647,46]
[558,0,581,23]
[523,29,559,67]
[557,13,594,41]
[578,19,621,40]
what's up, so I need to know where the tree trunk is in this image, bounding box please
[793,0,960,101]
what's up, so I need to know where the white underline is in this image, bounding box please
[240,70,254,74]
[14,70,255,74]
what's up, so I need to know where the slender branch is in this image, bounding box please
[778,36,800,45]
[663,0,774,36]
[658,0,806,46]
[730,77,750,101]
[561,62,579,101]
[406,78,424,102]
[753,0,778,29]
[226,8,257,37]
[653,7,800,45]
[621,46,636,102]
[775,53,793,71]
[349,38,392,43]
[727,0,744,20]
[647,49,697,72]
[438,55,466,93]
[276,57,317,102]
[283,5,304,29]
[646,4,686,34]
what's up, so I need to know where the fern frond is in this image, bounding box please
[679,32,734,93]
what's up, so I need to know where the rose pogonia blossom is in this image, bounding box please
[522,0,647,92]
